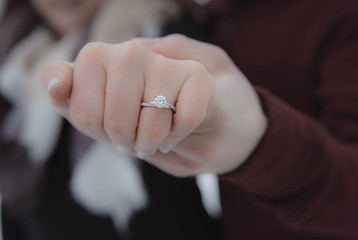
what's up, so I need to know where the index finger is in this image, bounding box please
[137,34,233,73]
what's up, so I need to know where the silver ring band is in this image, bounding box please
[141,95,176,112]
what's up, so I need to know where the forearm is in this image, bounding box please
[219,87,358,237]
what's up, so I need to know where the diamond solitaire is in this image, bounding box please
[154,95,168,108]
[141,95,176,112]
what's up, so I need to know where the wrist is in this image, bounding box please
[217,87,268,175]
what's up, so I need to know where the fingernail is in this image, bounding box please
[137,151,150,160]
[47,77,59,92]
[159,143,174,154]
[117,145,131,154]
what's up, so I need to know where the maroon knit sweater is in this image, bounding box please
[217,0,358,239]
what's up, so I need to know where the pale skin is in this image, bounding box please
[41,34,268,177]
[30,0,104,36]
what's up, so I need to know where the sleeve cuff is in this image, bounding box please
[218,86,323,196]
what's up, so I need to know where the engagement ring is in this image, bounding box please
[141,95,176,112]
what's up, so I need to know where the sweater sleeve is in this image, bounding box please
[218,4,358,239]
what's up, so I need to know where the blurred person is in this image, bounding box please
[0,0,5,21]
[0,0,220,240]
[1,1,358,240]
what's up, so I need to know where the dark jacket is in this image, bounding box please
[217,0,358,239]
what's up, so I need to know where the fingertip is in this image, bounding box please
[137,151,151,160]
[47,77,59,92]
[41,61,74,103]
[159,143,174,154]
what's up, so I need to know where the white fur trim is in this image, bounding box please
[20,101,62,164]
[71,143,147,230]
[0,27,82,164]
[0,65,25,103]
[196,173,222,219]
[1,100,62,164]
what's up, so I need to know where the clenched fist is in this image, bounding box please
[41,34,267,177]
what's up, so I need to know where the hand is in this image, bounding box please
[41,34,267,177]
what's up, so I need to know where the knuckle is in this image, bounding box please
[120,40,145,61]
[166,34,188,45]
[186,60,206,75]
[212,44,229,59]
[79,42,106,60]
[151,54,167,70]
[211,45,232,69]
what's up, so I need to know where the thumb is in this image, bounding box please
[137,34,231,73]
[41,61,74,119]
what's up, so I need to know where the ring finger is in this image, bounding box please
[134,57,188,158]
